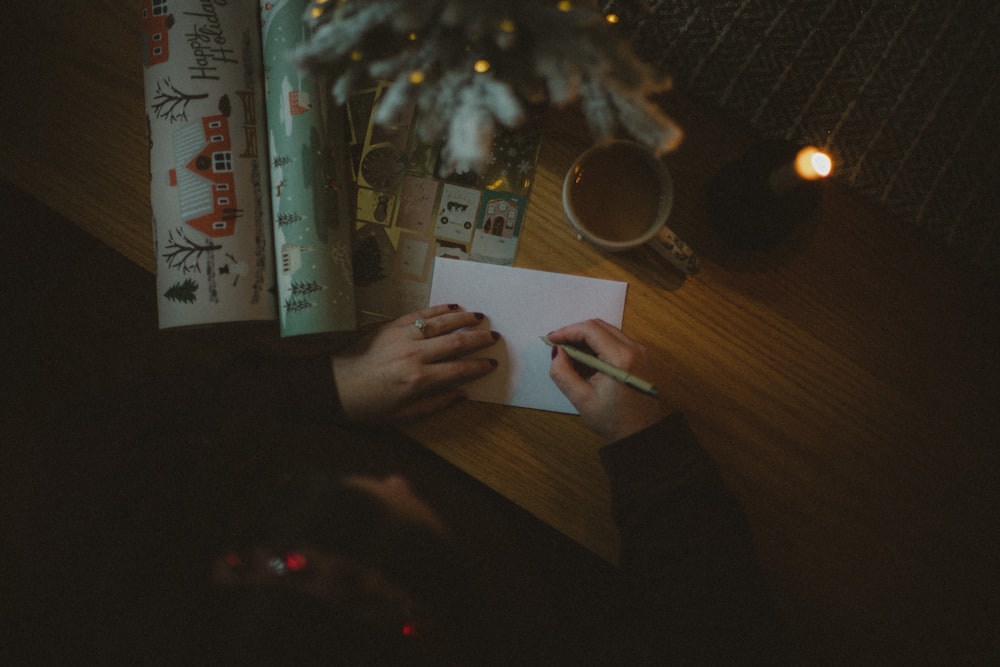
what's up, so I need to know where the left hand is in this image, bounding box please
[331,304,500,421]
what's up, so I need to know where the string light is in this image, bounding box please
[557,1,572,12]
[605,13,620,24]
[473,59,491,73]
[310,0,331,19]
[409,70,426,84]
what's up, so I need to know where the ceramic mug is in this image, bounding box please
[562,140,700,275]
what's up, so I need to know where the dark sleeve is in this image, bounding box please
[600,412,786,664]
[215,353,346,424]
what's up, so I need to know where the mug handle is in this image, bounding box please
[647,226,701,275]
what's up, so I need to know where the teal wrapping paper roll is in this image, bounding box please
[142,0,276,328]
[261,0,357,336]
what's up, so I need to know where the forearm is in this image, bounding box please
[600,413,783,661]
[220,353,345,423]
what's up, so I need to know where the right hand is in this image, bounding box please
[547,319,668,443]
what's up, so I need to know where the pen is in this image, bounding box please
[541,336,660,398]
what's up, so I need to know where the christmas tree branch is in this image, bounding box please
[297,0,682,171]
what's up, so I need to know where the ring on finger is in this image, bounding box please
[413,318,429,338]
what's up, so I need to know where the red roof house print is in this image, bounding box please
[169,115,241,238]
[140,0,173,66]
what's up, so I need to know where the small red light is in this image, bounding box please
[284,552,308,572]
[224,552,243,567]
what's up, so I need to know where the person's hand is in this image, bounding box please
[331,304,500,421]
[548,319,668,443]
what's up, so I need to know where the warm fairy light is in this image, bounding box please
[409,70,426,84]
[349,50,363,62]
[557,1,572,11]
[473,59,491,73]
[794,146,833,181]
[768,145,834,193]
[310,6,324,18]
[408,32,418,41]
[605,13,620,24]
[499,19,516,33]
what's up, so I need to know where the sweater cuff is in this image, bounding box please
[599,412,710,515]
[223,354,345,423]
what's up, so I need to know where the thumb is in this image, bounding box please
[548,346,593,409]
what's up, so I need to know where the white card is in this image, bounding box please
[428,257,628,413]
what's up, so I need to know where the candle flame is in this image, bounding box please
[794,147,833,181]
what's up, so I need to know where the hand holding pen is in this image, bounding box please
[547,319,669,443]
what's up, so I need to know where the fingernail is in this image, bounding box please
[490,331,501,341]
[448,304,460,310]
[551,346,558,359]
[488,358,498,367]
[474,312,485,320]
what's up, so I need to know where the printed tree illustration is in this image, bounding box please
[164,278,199,304]
[273,155,295,168]
[152,77,209,122]
[284,296,314,313]
[277,211,305,227]
[162,227,222,274]
[289,280,324,296]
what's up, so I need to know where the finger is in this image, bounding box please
[400,303,463,326]
[548,345,595,409]
[416,356,498,394]
[410,309,487,340]
[421,328,499,362]
[548,319,636,365]
[427,309,487,336]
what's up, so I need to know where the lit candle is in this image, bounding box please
[767,146,832,194]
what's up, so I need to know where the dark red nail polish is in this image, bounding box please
[448,304,460,310]
[551,346,558,359]
[488,358,498,367]
[490,331,501,341]
[474,312,485,320]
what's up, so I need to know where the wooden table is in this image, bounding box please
[4,2,998,661]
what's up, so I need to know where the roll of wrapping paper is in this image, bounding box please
[142,0,275,328]
[261,0,357,336]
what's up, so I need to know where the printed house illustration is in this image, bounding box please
[140,0,173,66]
[169,115,240,238]
[288,90,312,116]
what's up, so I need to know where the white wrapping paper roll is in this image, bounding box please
[142,0,275,328]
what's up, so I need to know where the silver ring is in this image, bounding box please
[413,318,429,337]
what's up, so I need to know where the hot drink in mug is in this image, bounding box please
[562,140,699,275]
